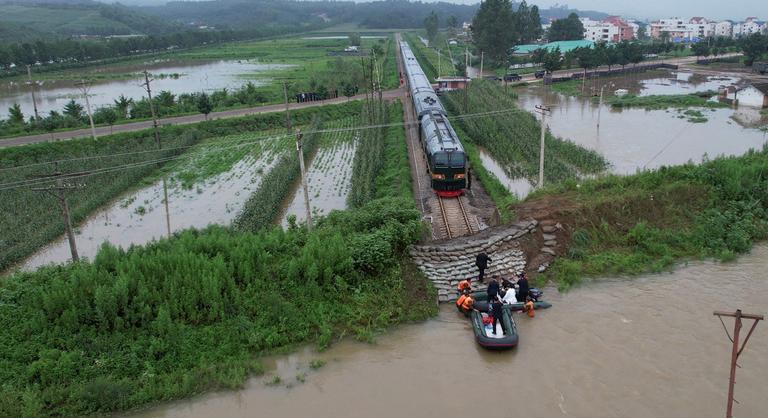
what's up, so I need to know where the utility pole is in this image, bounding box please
[283,82,292,134]
[437,48,442,78]
[141,70,172,238]
[75,80,97,140]
[713,310,763,418]
[295,129,313,230]
[31,166,86,262]
[535,105,551,188]
[597,83,613,132]
[480,51,484,78]
[26,65,39,120]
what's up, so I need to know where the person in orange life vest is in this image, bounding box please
[524,296,535,318]
[457,278,472,293]
[461,293,475,312]
[456,289,470,308]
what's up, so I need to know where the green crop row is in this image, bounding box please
[233,117,325,231]
[443,81,609,185]
[348,101,389,208]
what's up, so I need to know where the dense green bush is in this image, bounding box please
[540,147,768,289]
[0,197,434,417]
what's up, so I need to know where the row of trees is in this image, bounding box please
[471,0,542,64]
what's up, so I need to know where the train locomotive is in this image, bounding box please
[399,41,467,197]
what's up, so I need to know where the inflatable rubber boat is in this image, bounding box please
[470,308,519,350]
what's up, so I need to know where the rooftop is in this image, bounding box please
[513,40,595,54]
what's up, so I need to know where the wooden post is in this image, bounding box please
[535,105,551,188]
[26,65,39,120]
[713,310,763,418]
[283,82,292,134]
[296,129,313,230]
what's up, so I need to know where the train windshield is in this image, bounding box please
[450,151,465,168]
[434,152,449,167]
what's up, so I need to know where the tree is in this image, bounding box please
[471,0,515,64]
[348,33,361,47]
[446,15,459,33]
[548,13,584,41]
[63,100,84,120]
[114,95,133,118]
[94,108,119,133]
[542,47,563,72]
[8,104,25,125]
[691,42,710,59]
[637,25,648,40]
[739,33,768,66]
[196,93,213,120]
[424,11,439,44]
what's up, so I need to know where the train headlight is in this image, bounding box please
[455,173,465,179]
[431,173,445,180]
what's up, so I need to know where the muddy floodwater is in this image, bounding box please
[1,59,292,117]
[21,150,278,270]
[516,72,767,175]
[127,245,768,418]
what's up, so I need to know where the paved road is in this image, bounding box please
[510,53,744,84]
[0,89,404,148]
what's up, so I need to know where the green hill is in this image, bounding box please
[0,1,177,40]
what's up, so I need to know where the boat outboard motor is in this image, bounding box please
[529,288,543,302]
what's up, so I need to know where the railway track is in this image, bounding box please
[436,195,475,239]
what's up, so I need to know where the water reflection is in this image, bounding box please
[1,60,293,117]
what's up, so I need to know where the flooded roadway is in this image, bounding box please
[127,245,768,418]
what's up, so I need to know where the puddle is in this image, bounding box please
[576,69,739,97]
[20,141,280,270]
[476,147,534,198]
[281,120,358,226]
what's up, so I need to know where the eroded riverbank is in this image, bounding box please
[126,245,768,418]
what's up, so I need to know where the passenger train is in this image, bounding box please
[399,41,467,197]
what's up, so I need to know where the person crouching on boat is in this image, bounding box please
[523,296,535,318]
[499,288,517,305]
[456,289,470,308]
[460,292,475,312]
[458,277,472,293]
[486,276,500,303]
[490,297,506,335]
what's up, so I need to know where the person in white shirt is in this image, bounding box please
[499,288,517,305]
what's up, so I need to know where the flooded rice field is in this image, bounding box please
[127,245,768,418]
[1,59,293,117]
[517,85,767,175]
[576,69,740,97]
[20,134,283,270]
[477,146,534,198]
[281,119,358,226]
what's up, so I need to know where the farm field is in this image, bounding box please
[281,117,359,226]
[402,32,459,82]
[0,101,362,272]
[443,81,609,186]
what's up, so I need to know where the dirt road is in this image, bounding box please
[0,89,403,148]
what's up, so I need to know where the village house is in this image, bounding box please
[721,83,768,108]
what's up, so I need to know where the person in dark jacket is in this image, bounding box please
[490,295,505,335]
[516,273,530,303]
[475,252,491,281]
[486,276,500,304]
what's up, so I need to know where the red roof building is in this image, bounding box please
[603,16,634,41]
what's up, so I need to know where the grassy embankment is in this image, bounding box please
[0,99,433,417]
[528,146,768,290]
[0,101,362,272]
[403,32,459,82]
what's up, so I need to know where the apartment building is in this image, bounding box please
[580,16,634,43]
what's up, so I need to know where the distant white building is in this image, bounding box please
[650,17,715,41]
[715,21,733,37]
[627,21,641,38]
[580,16,634,43]
[734,17,766,37]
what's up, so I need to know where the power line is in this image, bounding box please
[0,107,533,175]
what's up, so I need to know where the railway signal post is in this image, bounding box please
[713,309,763,418]
[535,105,551,188]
